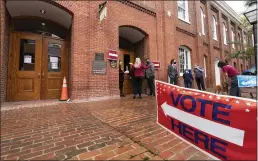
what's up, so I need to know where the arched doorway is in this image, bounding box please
[118,26,148,94]
[6,0,72,101]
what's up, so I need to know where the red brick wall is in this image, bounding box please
[1,1,10,103]
[57,1,91,100]
[1,1,254,102]
[57,1,158,100]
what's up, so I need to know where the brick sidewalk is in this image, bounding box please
[1,97,212,160]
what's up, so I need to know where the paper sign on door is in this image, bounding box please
[24,55,32,63]
[51,62,58,69]
[50,56,58,63]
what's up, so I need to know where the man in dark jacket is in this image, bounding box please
[119,63,125,97]
[194,64,206,91]
[168,59,179,85]
[145,58,155,96]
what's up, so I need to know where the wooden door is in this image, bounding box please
[7,32,68,101]
[9,33,42,101]
[41,38,67,99]
[119,49,135,94]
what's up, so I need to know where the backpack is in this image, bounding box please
[194,68,203,78]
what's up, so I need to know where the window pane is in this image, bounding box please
[223,24,227,44]
[178,7,185,20]
[201,9,205,34]
[48,43,61,72]
[19,39,35,71]
[204,56,207,78]
[179,48,185,73]
[178,1,185,9]
[185,51,188,70]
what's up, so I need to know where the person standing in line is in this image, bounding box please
[189,69,194,88]
[145,58,155,96]
[119,62,125,97]
[218,61,241,97]
[183,69,194,88]
[168,59,179,85]
[194,64,206,91]
[130,58,151,99]
[129,65,135,95]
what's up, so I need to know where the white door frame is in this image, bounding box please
[214,58,221,86]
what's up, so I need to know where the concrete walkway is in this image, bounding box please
[1,96,212,160]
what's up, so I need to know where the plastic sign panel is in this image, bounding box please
[156,80,257,160]
[152,61,160,69]
[237,75,257,87]
[107,49,118,60]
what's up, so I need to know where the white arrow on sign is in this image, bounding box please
[161,102,245,146]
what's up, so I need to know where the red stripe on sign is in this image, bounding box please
[156,80,257,160]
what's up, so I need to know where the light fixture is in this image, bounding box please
[41,23,45,26]
[167,11,171,17]
[244,3,257,24]
[40,9,46,14]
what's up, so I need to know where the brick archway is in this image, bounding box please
[119,25,149,60]
[119,25,150,94]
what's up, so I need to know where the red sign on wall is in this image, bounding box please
[156,80,257,160]
[152,61,160,69]
[107,49,118,60]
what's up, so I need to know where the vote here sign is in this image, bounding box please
[156,80,257,160]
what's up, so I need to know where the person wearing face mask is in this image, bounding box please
[145,58,155,96]
[168,59,179,85]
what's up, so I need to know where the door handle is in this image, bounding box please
[42,73,44,79]
[37,73,41,78]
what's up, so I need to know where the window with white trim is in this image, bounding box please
[204,56,207,78]
[243,33,247,50]
[178,1,189,22]
[238,33,241,50]
[223,23,227,45]
[179,47,191,75]
[231,29,235,49]
[212,16,217,40]
[201,8,205,35]
[238,33,241,42]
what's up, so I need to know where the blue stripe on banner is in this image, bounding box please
[237,75,257,87]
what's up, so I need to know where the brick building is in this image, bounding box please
[0,0,254,102]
